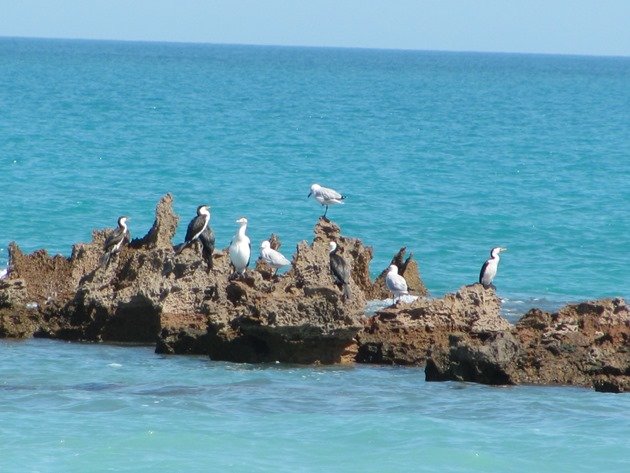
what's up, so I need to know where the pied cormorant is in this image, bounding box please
[479,247,507,288]
[329,241,351,301]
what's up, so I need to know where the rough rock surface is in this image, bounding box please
[424,297,629,392]
[1,194,627,392]
[367,247,428,300]
[356,284,505,365]
[0,195,383,364]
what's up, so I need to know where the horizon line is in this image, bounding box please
[2,35,629,60]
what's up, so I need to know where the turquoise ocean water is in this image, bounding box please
[1,38,629,471]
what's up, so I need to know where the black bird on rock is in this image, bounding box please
[198,226,215,271]
[175,204,214,270]
[329,241,351,301]
[100,216,130,268]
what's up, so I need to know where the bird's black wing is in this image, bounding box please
[246,242,251,268]
[199,226,215,251]
[103,227,124,252]
[330,253,350,285]
[330,253,352,300]
[185,216,204,243]
[479,260,490,284]
[199,227,215,269]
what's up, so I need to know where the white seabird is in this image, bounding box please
[229,217,251,277]
[259,240,291,275]
[385,264,408,303]
[308,183,345,218]
[479,247,507,288]
[100,216,130,268]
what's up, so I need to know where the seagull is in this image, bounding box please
[229,217,251,277]
[308,183,346,218]
[259,240,291,276]
[329,241,351,301]
[175,204,214,270]
[385,264,408,303]
[100,216,130,268]
[479,247,507,288]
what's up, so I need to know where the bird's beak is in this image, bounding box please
[501,247,508,252]
[307,191,312,198]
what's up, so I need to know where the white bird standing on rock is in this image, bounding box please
[259,240,291,276]
[308,183,345,218]
[100,216,130,268]
[479,247,507,288]
[386,264,408,303]
[229,217,251,277]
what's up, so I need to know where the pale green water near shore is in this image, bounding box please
[1,339,629,472]
[0,38,629,471]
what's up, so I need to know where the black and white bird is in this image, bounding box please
[479,247,508,288]
[308,183,345,218]
[385,264,408,303]
[100,216,130,268]
[176,205,211,252]
[259,240,291,276]
[229,217,251,277]
[175,205,214,270]
[329,241,351,301]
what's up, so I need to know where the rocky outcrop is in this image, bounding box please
[514,299,629,392]
[356,284,506,365]
[1,194,627,392]
[0,194,399,364]
[424,297,629,392]
[367,247,428,300]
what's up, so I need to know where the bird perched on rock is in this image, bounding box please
[479,247,507,288]
[308,183,345,219]
[329,241,351,301]
[259,240,291,276]
[175,204,214,270]
[100,216,130,268]
[229,217,251,277]
[386,264,408,303]
[198,226,215,271]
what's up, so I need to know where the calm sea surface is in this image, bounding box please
[0,38,629,471]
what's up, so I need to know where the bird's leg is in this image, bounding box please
[323,205,328,218]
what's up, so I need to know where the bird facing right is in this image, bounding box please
[100,216,130,268]
[479,247,507,288]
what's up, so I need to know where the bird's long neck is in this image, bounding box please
[237,224,247,239]
[120,221,128,233]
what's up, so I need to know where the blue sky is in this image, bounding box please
[1,0,629,56]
